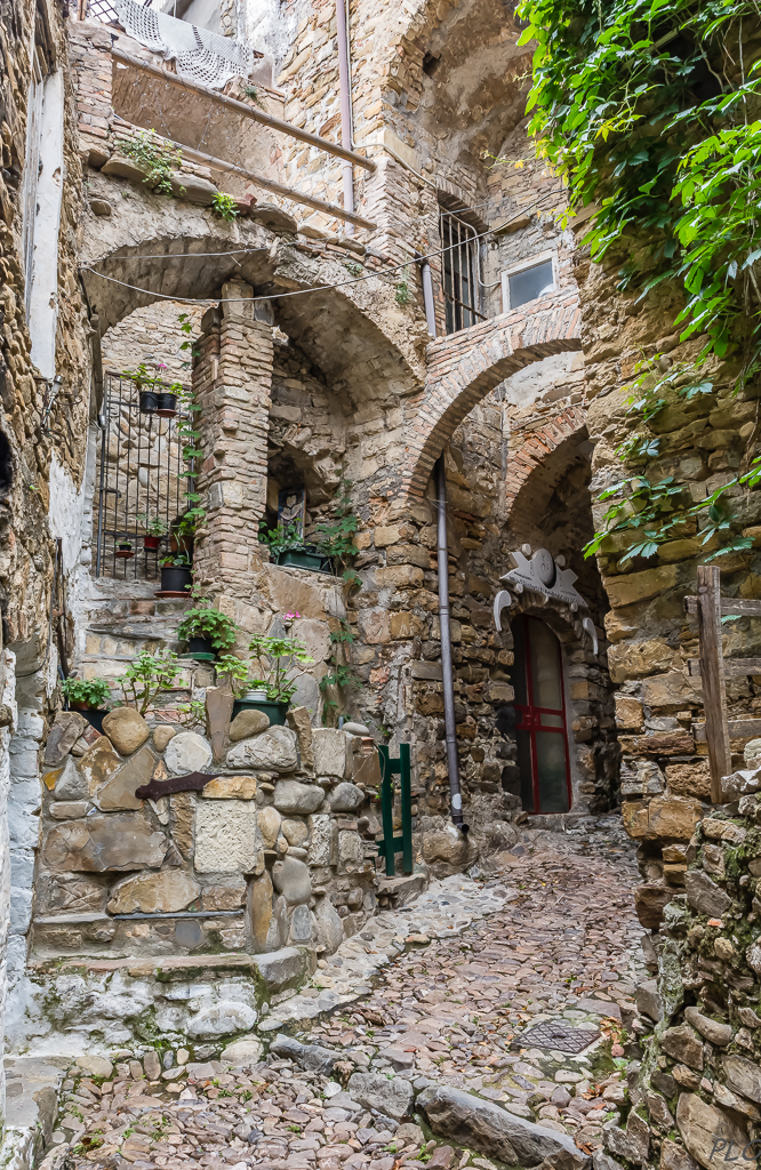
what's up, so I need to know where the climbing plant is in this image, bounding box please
[515,0,761,561]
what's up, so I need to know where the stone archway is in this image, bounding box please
[401,292,582,499]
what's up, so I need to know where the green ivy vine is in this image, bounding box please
[516,0,761,562]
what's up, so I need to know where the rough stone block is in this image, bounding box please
[43,712,87,766]
[42,813,166,872]
[166,732,213,776]
[102,708,149,755]
[201,775,258,800]
[95,745,156,811]
[107,869,200,914]
[312,728,349,778]
[194,800,259,873]
[417,1084,584,1163]
[226,727,298,773]
[274,780,324,814]
[229,708,270,742]
[253,946,308,992]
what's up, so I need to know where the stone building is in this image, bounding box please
[1,0,760,1157]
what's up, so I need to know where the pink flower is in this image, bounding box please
[284,610,300,622]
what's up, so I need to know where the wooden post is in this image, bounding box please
[697,564,731,801]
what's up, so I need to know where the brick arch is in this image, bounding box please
[505,406,587,515]
[402,292,582,498]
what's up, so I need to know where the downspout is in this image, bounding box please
[418,254,437,338]
[435,454,465,830]
[335,0,354,232]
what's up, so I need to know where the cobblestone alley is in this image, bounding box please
[48,818,642,1170]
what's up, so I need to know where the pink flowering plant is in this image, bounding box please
[247,623,314,704]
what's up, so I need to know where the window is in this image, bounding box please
[157,0,222,33]
[439,204,484,335]
[501,256,555,312]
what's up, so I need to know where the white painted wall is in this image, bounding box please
[25,71,65,380]
[0,650,18,1135]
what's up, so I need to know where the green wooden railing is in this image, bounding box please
[377,743,413,877]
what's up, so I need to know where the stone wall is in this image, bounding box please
[0,0,91,1137]
[572,212,761,931]
[31,697,384,969]
[606,752,761,1170]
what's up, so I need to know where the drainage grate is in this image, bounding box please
[519,1021,600,1054]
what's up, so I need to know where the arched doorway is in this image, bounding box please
[511,614,572,814]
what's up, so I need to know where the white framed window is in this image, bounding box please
[501,253,556,313]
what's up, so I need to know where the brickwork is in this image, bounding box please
[403,292,582,497]
[192,283,274,599]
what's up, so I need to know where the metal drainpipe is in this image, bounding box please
[335,0,355,233]
[435,454,465,830]
[418,255,437,337]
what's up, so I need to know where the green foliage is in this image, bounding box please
[517,0,761,562]
[247,630,314,704]
[176,600,237,653]
[117,650,182,716]
[61,677,112,709]
[585,354,759,562]
[394,278,411,307]
[173,316,206,558]
[319,619,360,725]
[258,521,305,558]
[174,699,207,730]
[211,191,240,220]
[214,653,250,695]
[313,481,360,574]
[137,513,169,537]
[120,129,183,197]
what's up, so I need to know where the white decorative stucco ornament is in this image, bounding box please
[493,545,599,654]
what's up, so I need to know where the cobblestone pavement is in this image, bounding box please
[50,817,642,1170]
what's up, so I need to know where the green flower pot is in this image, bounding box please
[232,697,289,726]
[276,549,333,574]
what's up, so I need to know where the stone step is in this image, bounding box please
[376,872,428,908]
[3,1055,68,1170]
[31,946,312,995]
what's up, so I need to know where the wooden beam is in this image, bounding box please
[689,657,761,678]
[685,596,761,618]
[695,717,761,744]
[176,140,377,231]
[111,48,376,172]
[696,564,732,801]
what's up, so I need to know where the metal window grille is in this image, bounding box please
[94,371,187,581]
[440,208,485,334]
[79,0,150,23]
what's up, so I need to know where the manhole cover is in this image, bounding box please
[519,1021,600,1054]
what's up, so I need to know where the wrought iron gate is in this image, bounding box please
[95,371,186,581]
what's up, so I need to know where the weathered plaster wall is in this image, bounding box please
[0,0,91,1136]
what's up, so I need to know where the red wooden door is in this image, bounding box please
[512,615,572,814]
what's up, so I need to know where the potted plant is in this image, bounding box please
[177,600,237,661]
[156,375,181,418]
[160,552,192,594]
[116,650,183,716]
[61,676,112,734]
[241,628,315,724]
[115,539,134,559]
[138,514,168,551]
[124,362,160,413]
[259,520,332,574]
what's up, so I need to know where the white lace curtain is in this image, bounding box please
[114,0,253,89]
